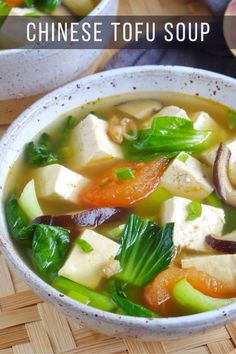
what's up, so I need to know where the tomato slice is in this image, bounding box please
[4,0,24,6]
[143,267,236,317]
[80,158,169,208]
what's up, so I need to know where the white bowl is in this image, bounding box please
[1,66,236,341]
[0,0,118,101]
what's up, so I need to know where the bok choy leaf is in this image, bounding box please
[32,225,70,281]
[115,214,175,286]
[122,116,212,161]
[25,133,59,167]
[112,293,158,317]
[6,195,36,240]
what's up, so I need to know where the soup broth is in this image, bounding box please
[5,91,236,318]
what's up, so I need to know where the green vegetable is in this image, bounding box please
[24,0,34,7]
[0,2,11,28]
[177,152,189,163]
[68,290,90,305]
[32,225,70,280]
[53,277,116,311]
[111,281,159,318]
[6,195,36,240]
[228,110,236,130]
[115,214,174,286]
[122,116,212,161]
[25,133,58,167]
[112,292,158,318]
[186,200,202,221]
[173,279,236,314]
[206,192,223,208]
[58,116,77,160]
[18,180,43,222]
[106,224,125,241]
[75,238,94,253]
[116,167,135,180]
[36,0,61,13]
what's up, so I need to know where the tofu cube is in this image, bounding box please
[190,111,227,142]
[69,114,122,171]
[182,254,236,286]
[35,164,88,205]
[162,197,225,252]
[59,230,120,289]
[117,100,162,120]
[201,140,236,186]
[161,153,213,200]
[156,105,189,119]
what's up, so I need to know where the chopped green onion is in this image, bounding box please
[186,200,202,221]
[206,192,223,208]
[116,167,135,180]
[177,152,189,163]
[75,239,94,253]
[228,110,236,130]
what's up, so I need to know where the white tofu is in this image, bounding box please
[201,140,236,186]
[161,153,213,200]
[117,100,162,120]
[59,230,120,289]
[35,164,88,205]
[156,105,189,119]
[162,197,225,252]
[190,111,227,142]
[191,111,219,130]
[182,254,236,286]
[69,114,122,171]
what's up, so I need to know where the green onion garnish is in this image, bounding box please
[186,200,202,221]
[116,167,135,180]
[177,152,189,163]
[206,192,223,208]
[76,239,94,253]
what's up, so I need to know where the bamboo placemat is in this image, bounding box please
[0,256,236,353]
[2,0,236,353]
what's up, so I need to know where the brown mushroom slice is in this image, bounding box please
[33,207,128,230]
[206,233,236,254]
[213,143,236,207]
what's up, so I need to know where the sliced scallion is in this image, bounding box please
[186,200,202,221]
[75,239,94,253]
[116,167,135,180]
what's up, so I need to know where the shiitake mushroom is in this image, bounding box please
[206,233,236,254]
[33,207,128,230]
[213,143,236,207]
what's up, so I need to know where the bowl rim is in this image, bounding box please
[1,65,236,331]
[0,0,112,56]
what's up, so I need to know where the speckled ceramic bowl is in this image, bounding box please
[1,66,236,341]
[0,0,118,101]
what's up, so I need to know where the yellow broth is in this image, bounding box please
[4,91,236,317]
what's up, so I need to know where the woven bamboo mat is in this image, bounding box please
[2,0,236,353]
[0,256,236,353]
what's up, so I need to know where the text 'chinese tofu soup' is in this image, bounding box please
[5,91,236,318]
